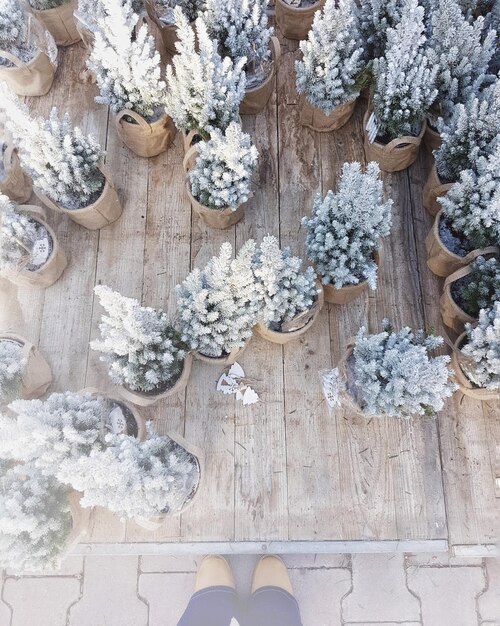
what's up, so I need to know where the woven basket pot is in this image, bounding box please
[425,210,499,278]
[115,353,194,408]
[300,97,357,132]
[451,333,500,401]
[80,387,147,440]
[440,265,478,335]
[422,165,453,217]
[34,167,122,230]
[321,247,383,305]
[0,145,32,203]
[0,205,67,289]
[363,109,426,173]
[0,333,52,399]
[32,0,80,46]
[275,0,326,40]
[240,37,281,115]
[114,109,176,158]
[193,342,249,366]
[423,123,441,153]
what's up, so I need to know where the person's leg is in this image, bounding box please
[177,556,241,626]
[245,555,303,626]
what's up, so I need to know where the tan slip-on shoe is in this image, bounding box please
[194,556,236,592]
[251,555,294,595]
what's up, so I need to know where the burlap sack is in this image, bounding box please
[0,332,52,399]
[64,491,91,555]
[422,165,452,217]
[363,108,425,173]
[143,0,178,56]
[451,333,500,401]
[194,343,249,365]
[114,109,176,158]
[321,247,383,305]
[275,0,326,40]
[80,387,147,440]
[440,266,477,334]
[240,37,281,115]
[33,0,80,46]
[73,12,94,49]
[423,124,441,153]
[425,210,499,278]
[300,96,357,132]
[0,145,32,203]
[0,205,67,289]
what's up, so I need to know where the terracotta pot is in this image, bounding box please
[0,333,52,400]
[193,343,249,366]
[32,0,80,46]
[423,123,441,153]
[425,210,499,278]
[422,165,452,217]
[275,0,326,40]
[114,110,176,158]
[440,266,477,334]
[240,37,281,115]
[0,145,32,203]
[115,353,194,407]
[300,96,357,132]
[34,167,122,230]
[451,333,500,401]
[321,247,383,305]
[363,108,426,173]
[0,205,67,289]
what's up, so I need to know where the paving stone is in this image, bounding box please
[478,558,500,624]
[407,565,485,626]
[343,554,420,623]
[283,554,350,569]
[406,552,483,567]
[290,568,351,626]
[4,577,80,626]
[6,556,84,578]
[139,572,193,626]
[69,556,147,626]
[0,571,11,626]
[344,623,421,625]
[140,555,200,573]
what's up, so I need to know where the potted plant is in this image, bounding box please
[204,0,280,115]
[324,321,456,418]
[0,196,68,288]
[91,285,192,407]
[88,0,175,158]
[0,2,56,96]
[275,0,325,41]
[28,0,81,46]
[425,151,500,277]
[143,0,202,56]
[451,302,500,401]
[165,8,246,152]
[296,0,365,132]
[0,87,122,231]
[74,0,143,49]
[0,142,32,203]
[365,0,437,172]
[183,121,258,229]
[358,0,405,60]
[175,241,260,364]
[302,161,392,304]
[253,235,323,344]
[0,333,52,403]
[441,255,500,334]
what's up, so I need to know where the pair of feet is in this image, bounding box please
[194,555,294,596]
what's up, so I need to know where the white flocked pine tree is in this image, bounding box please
[296,0,365,115]
[0,339,25,406]
[29,0,68,9]
[460,302,500,389]
[359,0,406,58]
[0,0,35,64]
[152,0,203,23]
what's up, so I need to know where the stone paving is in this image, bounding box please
[0,553,498,626]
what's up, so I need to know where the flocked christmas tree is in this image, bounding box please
[371,0,437,140]
[295,0,365,115]
[165,7,246,135]
[0,339,25,406]
[0,0,36,64]
[359,0,406,58]
[303,161,393,290]
[29,0,69,9]
[152,0,203,23]
[457,256,500,318]
[89,0,166,118]
[459,302,500,389]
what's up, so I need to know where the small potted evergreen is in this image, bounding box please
[296,0,365,132]
[451,302,500,401]
[441,255,500,334]
[28,0,81,46]
[91,285,192,407]
[143,0,202,56]
[275,0,325,41]
[0,195,68,288]
[1,87,122,230]
[183,121,258,229]
[253,235,323,344]
[0,1,56,96]
[89,0,175,158]
[358,0,405,60]
[302,161,392,304]
[175,241,260,364]
[0,142,32,203]
[365,0,437,172]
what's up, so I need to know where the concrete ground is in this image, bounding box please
[1,553,498,626]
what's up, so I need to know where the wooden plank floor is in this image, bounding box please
[11,40,499,553]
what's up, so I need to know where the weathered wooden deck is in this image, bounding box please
[12,38,499,556]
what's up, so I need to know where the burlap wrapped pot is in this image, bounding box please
[422,165,452,216]
[425,210,499,277]
[194,343,249,366]
[0,205,67,289]
[423,124,441,153]
[300,97,357,132]
[0,145,32,203]
[114,109,176,158]
[240,37,281,115]
[32,0,80,46]
[275,0,326,40]
[64,491,91,554]
[440,266,477,335]
[451,333,500,401]
[363,109,426,173]
[0,333,52,399]
[321,247,383,305]
[143,0,187,56]
[73,12,94,49]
